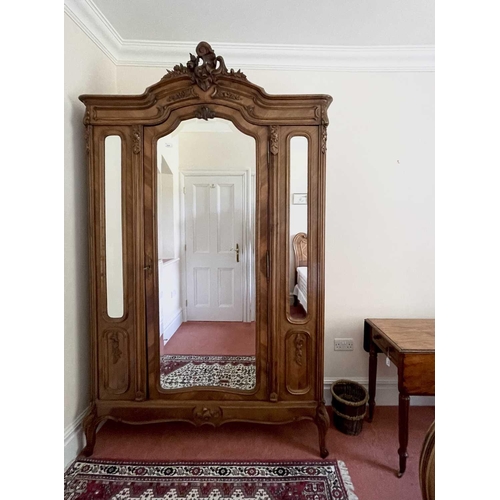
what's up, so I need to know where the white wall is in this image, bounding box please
[117,65,435,386]
[157,135,183,340]
[179,130,256,173]
[157,134,180,259]
[64,13,116,466]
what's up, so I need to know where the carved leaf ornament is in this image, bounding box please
[163,41,247,91]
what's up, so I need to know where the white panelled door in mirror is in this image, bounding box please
[289,136,309,321]
[104,135,124,319]
[156,118,257,391]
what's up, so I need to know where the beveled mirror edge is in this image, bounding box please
[285,132,312,325]
[154,119,259,393]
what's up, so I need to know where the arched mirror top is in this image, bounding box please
[79,41,332,127]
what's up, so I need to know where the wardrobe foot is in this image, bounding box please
[81,403,100,457]
[316,403,330,459]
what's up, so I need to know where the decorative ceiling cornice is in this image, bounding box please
[64,0,435,72]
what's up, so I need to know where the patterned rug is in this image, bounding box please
[64,460,358,500]
[160,355,256,390]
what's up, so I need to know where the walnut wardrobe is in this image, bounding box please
[79,42,332,457]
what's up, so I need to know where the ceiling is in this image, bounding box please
[92,0,434,46]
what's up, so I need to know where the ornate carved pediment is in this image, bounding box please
[163,41,247,91]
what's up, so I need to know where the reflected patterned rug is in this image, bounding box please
[64,459,358,500]
[160,355,256,390]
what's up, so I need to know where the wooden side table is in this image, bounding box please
[363,319,435,477]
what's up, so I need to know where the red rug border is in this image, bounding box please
[74,457,343,466]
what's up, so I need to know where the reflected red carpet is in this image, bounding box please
[161,321,256,355]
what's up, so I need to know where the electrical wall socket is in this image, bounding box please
[334,338,354,351]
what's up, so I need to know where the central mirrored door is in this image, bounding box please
[155,118,257,391]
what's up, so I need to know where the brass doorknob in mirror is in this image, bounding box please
[229,244,240,262]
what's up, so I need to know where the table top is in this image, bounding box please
[366,319,435,352]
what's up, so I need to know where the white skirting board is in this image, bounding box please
[64,377,434,469]
[64,407,88,470]
[324,377,435,407]
[162,308,183,345]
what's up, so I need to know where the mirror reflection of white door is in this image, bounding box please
[184,174,244,321]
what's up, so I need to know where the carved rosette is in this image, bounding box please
[294,333,306,366]
[195,106,215,120]
[132,125,141,154]
[162,41,247,91]
[193,405,222,425]
[270,126,279,155]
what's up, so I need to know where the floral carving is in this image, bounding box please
[193,405,222,423]
[320,106,328,154]
[166,87,198,102]
[294,333,306,366]
[109,332,122,364]
[162,41,247,91]
[212,88,242,101]
[195,106,215,120]
[246,105,256,117]
[132,125,141,154]
[83,110,92,156]
[270,126,279,155]
[84,125,90,156]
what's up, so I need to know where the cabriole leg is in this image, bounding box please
[316,403,330,459]
[80,403,99,457]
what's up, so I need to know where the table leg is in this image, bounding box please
[367,341,378,422]
[397,393,410,477]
